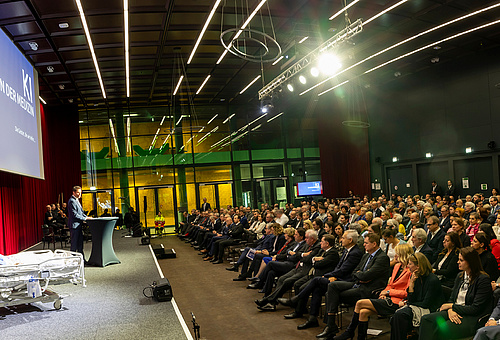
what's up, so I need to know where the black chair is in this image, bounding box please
[42,225,56,250]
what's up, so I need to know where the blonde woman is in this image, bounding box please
[335,243,414,340]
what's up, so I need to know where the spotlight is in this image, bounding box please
[392,157,398,162]
[261,107,268,113]
[394,71,401,77]
[430,57,440,63]
[299,76,306,84]
[310,67,319,77]
[465,147,472,153]
[426,153,433,158]
[47,66,54,73]
[28,42,38,51]
[318,53,342,75]
[59,22,70,29]
[58,84,65,90]
[287,84,294,92]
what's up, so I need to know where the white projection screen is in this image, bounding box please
[0,28,44,179]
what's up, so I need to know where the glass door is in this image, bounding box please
[137,185,177,235]
[197,181,234,211]
[256,178,288,208]
[81,189,115,217]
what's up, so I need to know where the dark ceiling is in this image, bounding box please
[2,0,500,115]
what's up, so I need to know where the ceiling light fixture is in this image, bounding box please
[318,53,342,75]
[300,2,500,96]
[299,76,307,84]
[329,0,361,21]
[267,111,284,123]
[298,36,309,44]
[47,66,54,73]
[109,119,120,155]
[251,124,261,131]
[272,55,284,66]
[392,157,398,162]
[126,117,131,153]
[196,74,211,95]
[75,0,107,99]
[176,115,183,126]
[318,80,349,96]
[216,0,267,65]
[173,75,184,96]
[239,75,261,94]
[124,0,130,97]
[223,113,235,124]
[466,147,472,153]
[58,84,65,90]
[207,114,218,125]
[310,67,319,77]
[28,42,38,51]
[58,22,70,29]
[39,96,47,105]
[426,153,433,158]
[287,84,294,92]
[188,0,223,64]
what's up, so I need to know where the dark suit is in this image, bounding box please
[420,273,493,339]
[475,298,500,340]
[432,249,460,288]
[414,243,434,263]
[430,185,443,197]
[426,228,446,263]
[200,202,211,211]
[295,245,363,316]
[68,194,87,256]
[480,251,500,282]
[445,185,456,197]
[439,215,452,232]
[326,248,391,314]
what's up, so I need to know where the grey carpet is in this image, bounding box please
[0,231,190,340]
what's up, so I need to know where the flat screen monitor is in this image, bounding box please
[0,28,43,179]
[297,181,323,196]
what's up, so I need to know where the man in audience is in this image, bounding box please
[318,233,391,338]
[426,215,445,263]
[312,218,326,240]
[286,210,298,228]
[310,205,319,221]
[404,212,420,241]
[255,233,339,312]
[278,230,363,325]
[439,205,452,231]
[228,224,276,277]
[211,214,244,264]
[247,228,308,290]
[464,201,475,220]
[275,209,289,226]
[474,295,500,339]
[411,228,433,262]
[338,214,349,230]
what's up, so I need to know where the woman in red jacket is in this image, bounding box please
[333,243,414,340]
[479,223,500,268]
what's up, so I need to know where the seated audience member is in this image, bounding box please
[419,247,493,340]
[312,218,326,239]
[451,217,471,247]
[247,227,305,283]
[349,223,365,251]
[255,233,338,312]
[474,296,500,340]
[332,223,345,256]
[317,233,391,339]
[383,228,404,266]
[247,214,266,238]
[390,253,444,340]
[249,229,320,296]
[426,215,446,263]
[210,214,245,264]
[227,224,275,274]
[303,219,313,230]
[466,211,481,241]
[411,228,433,263]
[201,215,231,261]
[100,208,111,217]
[249,227,297,280]
[194,214,221,249]
[493,214,500,239]
[275,209,289,227]
[335,244,414,340]
[113,208,123,228]
[367,224,386,251]
[479,223,500,268]
[243,223,286,279]
[439,205,452,231]
[432,231,461,289]
[278,230,363,321]
[472,232,500,281]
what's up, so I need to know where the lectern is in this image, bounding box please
[86,217,121,267]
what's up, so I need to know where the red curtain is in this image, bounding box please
[0,104,81,255]
[317,101,371,199]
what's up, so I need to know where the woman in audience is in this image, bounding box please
[419,246,493,339]
[451,217,471,247]
[432,231,461,289]
[383,228,404,267]
[456,199,464,209]
[333,222,344,256]
[324,221,334,235]
[493,214,500,239]
[389,252,443,340]
[368,223,386,251]
[358,220,369,235]
[456,207,465,218]
[472,232,500,281]
[248,214,266,237]
[303,219,313,230]
[479,223,500,267]
[467,212,482,241]
[334,244,414,340]
[365,211,373,225]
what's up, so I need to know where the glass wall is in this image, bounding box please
[79,104,321,222]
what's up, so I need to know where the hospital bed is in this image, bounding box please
[0,249,86,310]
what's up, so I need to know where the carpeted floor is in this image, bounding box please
[0,231,190,340]
[154,235,393,340]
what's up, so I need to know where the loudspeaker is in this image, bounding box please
[141,236,150,245]
[153,278,173,302]
[153,244,177,259]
